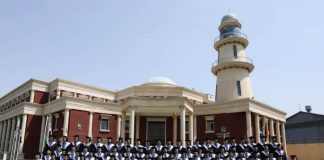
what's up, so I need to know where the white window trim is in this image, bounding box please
[204,116,215,133]
[100,114,112,132]
[100,117,110,132]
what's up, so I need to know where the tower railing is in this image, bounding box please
[214,32,248,42]
[212,56,253,67]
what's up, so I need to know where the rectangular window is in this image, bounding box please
[233,45,238,58]
[237,80,242,96]
[125,120,130,133]
[205,116,214,133]
[100,118,109,131]
[206,120,214,132]
[215,85,218,101]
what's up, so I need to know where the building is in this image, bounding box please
[0,13,287,159]
[286,106,324,159]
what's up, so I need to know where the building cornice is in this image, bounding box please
[49,78,116,100]
[0,79,49,104]
[0,102,43,121]
[193,98,286,121]
[44,96,121,115]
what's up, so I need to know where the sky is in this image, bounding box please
[0,0,323,117]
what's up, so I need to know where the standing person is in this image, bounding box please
[104,137,115,153]
[247,136,256,152]
[133,139,143,153]
[221,138,231,152]
[82,137,95,153]
[144,140,152,154]
[192,139,201,152]
[115,138,124,152]
[43,135,57,155]
[236,138,247,153]
[61,136,71,152]
[164,140,173,153]
[155,139,164,154]
[212,138,221,152]
[94,137,104,152]
[71,135,82,152]
[257,136,267,152]
[230,137,237,149]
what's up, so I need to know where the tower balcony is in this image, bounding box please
[214,32,249,51]
[211,56,254,75]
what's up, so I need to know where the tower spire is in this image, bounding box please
[212,13,254,102]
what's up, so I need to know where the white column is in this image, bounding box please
[9,117,16,153]
[136,114,140,139]
[254,113,260,142]
[0,121,3,149]
[48,114,53,134]
[0,120,8,152]
[246,111,252,137]
[281,122,287,153]
[276,120,281,144]
[4,119,12,152]
[30,90,35,103]
[39,116,46,152]
[269,118,274,137]
[19,114,27,153]
[193,115,197,141]
[189,112,194,145]
[117,115,121,138]
[88,112,93,138]
[56,90,61,99]
[173,114,177,145]
[180,106,186,147]
[121,112,126,139]
[129,106,135,145]
[63,109,70,136]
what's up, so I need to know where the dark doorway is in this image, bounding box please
[147,121,165,145]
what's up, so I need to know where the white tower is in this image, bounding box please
[212,13,254,102]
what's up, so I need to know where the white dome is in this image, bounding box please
[144,76,176,85]
[221,12,238,22]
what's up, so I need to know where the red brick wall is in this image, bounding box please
[68,110,89,142]
[92,113,118,142]
[24,115,42,159]
[197,112,247,142]
[51,111,64,138]
[197,115,214,140]
[33,91,49,104]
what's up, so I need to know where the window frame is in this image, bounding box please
[233,45,238,59]
[236,80,242,96]
[204,116,215,133]
[100,115,111,132]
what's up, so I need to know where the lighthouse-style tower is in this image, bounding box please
[212,13,254,102]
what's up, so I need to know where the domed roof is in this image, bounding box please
[221,12,238,22]
[143,76,176,86]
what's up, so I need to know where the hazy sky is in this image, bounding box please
[1,0,323,116]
